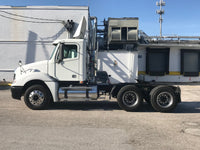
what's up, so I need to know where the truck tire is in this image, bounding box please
[117,85,142,111]
[24,84,50,110]
[150,86,178,112]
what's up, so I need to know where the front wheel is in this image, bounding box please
[24,85,50,110]
[150,86,178,112]
[117,85,143,111]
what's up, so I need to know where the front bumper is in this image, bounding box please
[11,86,23,100]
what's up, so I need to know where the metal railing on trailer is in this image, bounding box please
[138,30,200,44]
[149,36,200,43]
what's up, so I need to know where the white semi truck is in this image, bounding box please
[11,9,200,112]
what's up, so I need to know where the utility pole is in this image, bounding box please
[156,0,165,38]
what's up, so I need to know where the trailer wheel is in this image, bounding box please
[24,84,50,110]
[150,86,178,112]
[117,85,142,111]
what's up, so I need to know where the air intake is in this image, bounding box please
[107,18,138,45]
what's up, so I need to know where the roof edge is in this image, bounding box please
[0,5,89,10]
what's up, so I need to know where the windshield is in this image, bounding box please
[49,44,59,60]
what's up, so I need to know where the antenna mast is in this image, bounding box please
[156,0,165,38]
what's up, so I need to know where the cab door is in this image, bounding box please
[55,43,80,81]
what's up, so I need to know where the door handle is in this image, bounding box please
[72,75,77,78]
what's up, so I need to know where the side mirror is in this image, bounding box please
[18,60,22,67]
[18,60,25,73]
[56,44,63,63]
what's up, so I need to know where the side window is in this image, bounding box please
[62,45,77,59]
[181,50,200,76]
[146,48,169,76]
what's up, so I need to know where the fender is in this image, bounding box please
[12,72,55,86]
[12,72,59,102]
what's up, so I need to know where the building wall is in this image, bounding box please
[138,44,200,83]
[0,6,89,81]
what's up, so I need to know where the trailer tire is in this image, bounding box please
[117,85,142,111]
[150,86,178,112]
[24,84,50,110]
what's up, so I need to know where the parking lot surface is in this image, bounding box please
[0,85,200,150]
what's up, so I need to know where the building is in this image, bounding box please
[0,6,89,81]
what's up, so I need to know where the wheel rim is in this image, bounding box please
[156,92,173,108]
[29,90,44,106]
[122,91,139,107]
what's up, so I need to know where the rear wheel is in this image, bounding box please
[24,84,50,110]
[150,86,178,112]
[117,85,142,111]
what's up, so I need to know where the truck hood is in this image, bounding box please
[22,60,48,73]
[13,60,49,83]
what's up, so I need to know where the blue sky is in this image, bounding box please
[0,0,199,36]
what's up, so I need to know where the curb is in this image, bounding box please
[0,82,11,90]
[0,82,11,86]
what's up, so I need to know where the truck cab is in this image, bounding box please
[48,39,87,82]
[11,38,92,109]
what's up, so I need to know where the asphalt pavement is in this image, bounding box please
[0,86,200,150]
